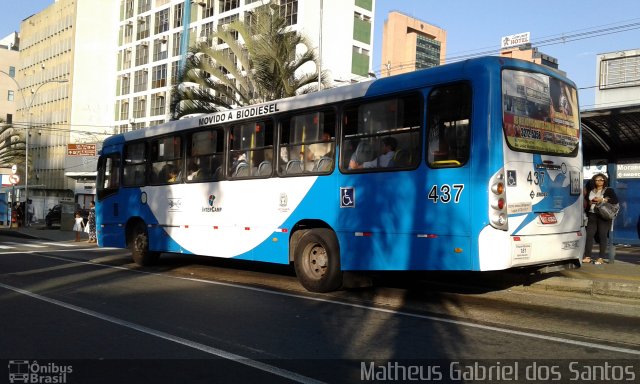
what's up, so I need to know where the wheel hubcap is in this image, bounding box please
[307,244,328,279]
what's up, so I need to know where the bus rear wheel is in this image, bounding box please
[131,223,159,266]
[294,228,342,293]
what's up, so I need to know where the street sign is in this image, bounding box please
[9,174,20,184]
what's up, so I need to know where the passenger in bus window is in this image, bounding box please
[166,164,179,183]
[350,137,397,169]
[187,161,200,181]
[304,131,333,171]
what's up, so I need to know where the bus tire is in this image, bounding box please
[293,228,342,293]
[131,223,159,266]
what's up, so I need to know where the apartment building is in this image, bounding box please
[380,11,446,77]
[15,0,374,219]
[0,33,20,124]
[17,0,118,217]
[114,0,374,132]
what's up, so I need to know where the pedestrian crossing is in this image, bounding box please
[0,240,91,250]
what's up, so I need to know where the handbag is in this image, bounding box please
[84,222,90,233]
[595,201,619,220]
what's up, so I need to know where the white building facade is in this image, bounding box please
[114,0,375,132]
[14,0,374,219]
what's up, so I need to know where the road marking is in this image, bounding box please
[0,282,326,384]
[0,245,16,249]
[4,242,47,248]
[12,252,640,357]
[40,242,80,247]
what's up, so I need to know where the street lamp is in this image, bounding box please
[1,70,68,226]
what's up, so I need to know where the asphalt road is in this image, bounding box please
[1,239,639,383]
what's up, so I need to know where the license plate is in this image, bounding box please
[540,212,557,224]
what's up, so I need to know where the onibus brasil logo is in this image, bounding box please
[8,360,73,383]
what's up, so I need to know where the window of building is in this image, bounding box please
[600,55,640,90]
[416,35,441,69]
[426,84,471,168]
[134,69,148,93]
[153,37,168,61]
[280,0,298,26]
[228,120,274,178]
[136,15,150,40]
[152,64,167,88]
[124,0,134,19]
[119,101,129,121]
[7,90,14,101]
[123,22,133,44]
[202,0,214,18]
[219,0,239,13]
[341,95,422,172]
[351,46,370,77]
[353,12,371,44]
[173,2,183,28]
[123,47,132,69]
[187,128,224,182]
[135,43,149,66]
[137,0,151,14]
[172,32,182,57]
[151,92,166,116]
[133,96,147,118]
[279,110,336,175]
[155,8,169,34]
[8,66,15,77]
[121,74,131,95]
[201,21,214,40]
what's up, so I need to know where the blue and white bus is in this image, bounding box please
[96,57,584,292]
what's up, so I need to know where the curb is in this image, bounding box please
[521,276,640,300]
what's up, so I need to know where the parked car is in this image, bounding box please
[45,204,88,228]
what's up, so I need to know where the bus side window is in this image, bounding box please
[228,120,273,179]
[187,128,224,183]
[341,95,422,172]
[278,110,336,176]
[427,84,471,168]
[122,142,146,186]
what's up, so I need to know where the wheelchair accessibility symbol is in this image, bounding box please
[340,187,355,208]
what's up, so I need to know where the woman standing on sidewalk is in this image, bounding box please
[87,201,97,243]
[583,173,618,265]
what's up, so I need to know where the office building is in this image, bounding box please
[380,11,446,77]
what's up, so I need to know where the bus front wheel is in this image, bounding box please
[131,223,159,266]
[294,228,342,293]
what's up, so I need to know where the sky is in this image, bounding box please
[2,0,640,108]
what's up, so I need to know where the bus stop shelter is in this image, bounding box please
[581,103,640,245]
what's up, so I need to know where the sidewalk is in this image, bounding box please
[1,225,639,301]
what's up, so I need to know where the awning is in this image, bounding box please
[581,104,640,161]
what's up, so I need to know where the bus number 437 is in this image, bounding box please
[428,184,465,203]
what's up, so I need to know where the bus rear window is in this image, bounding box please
[502,70,579,156]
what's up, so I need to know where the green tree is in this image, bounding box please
[0,119,26,170]
[171,3,327,119]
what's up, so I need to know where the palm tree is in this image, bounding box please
[171,3,327,119]
[0,120,26,169]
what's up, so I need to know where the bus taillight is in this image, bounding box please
[489,170,508,230]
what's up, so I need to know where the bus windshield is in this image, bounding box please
[502,69,579,156]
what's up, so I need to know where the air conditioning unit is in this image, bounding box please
[193,0,207,6]
[137,16,145,22]
[126,20,133,26]
[140,41,149,46]
[197,36,207,43]
[122,73,129,79]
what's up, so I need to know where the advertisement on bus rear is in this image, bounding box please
[502,70,580,156]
